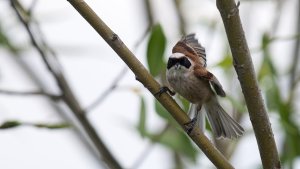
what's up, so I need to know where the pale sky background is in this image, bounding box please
[0,0,299,169]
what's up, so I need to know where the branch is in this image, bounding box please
[0,89,61,100]
[67,0,234,168]
[216,0,281,168]
[290,0,300,89]
[85,66,127,112]
[174,0,186,35]
[143,0,154,27]
[10,1,122,169]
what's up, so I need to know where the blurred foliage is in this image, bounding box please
[258,33,300,169]
[155,127,198,162]
[136,97,199,164]
[1,0,299,168]
[137,24,199,166]
[0,120,70,129]
[147,24,166,77]
[137,96,147,137]
[215,53,232,70]
[0,24,19,54]
[155,99,177,126]
[0,120,21,129]
[34,122,70,129]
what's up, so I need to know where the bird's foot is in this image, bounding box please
[154,86,176,97]
[184,117,197,134]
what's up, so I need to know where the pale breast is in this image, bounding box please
[167,69,212,104]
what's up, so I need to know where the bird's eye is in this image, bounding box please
[180,58,191,69]
[167,58,177,69]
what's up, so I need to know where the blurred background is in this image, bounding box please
[0,0,299,169]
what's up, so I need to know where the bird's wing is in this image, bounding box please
[194,66,226,97]
[172,33,207,67]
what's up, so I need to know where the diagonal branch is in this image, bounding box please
[216,0,281,168]
[10,0,122,169]
[67,0,234,168]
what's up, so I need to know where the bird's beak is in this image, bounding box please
[174,62,180,69]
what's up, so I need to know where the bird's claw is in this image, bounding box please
[154,86,176,97]
[184,117,197,134]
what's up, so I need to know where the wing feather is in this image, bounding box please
[173,34,207,67]
[194,66,226,97]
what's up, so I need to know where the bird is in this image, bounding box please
[163,33,244,139]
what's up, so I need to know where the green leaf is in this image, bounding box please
[215,53,232,70]
[137,96,147,137]
[178,96,190,112]
[157,128,198,162]
[226,95,246,113]
[147,24,166,77]
[34,123,70,129]
[0,121,21,129]
[258,59,270,81]
[155,99,173,121]
[0,120,70,129]
[258,53,277,81]
[261,33,272,50]
[0,24,19,54]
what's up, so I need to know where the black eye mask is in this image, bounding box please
[167,57,191,69]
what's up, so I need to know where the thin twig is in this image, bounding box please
[85,66,127,112]
[174,0,186,35]
[270,0,284,36]
[86,26,151,113]
[290,0,300,89]
[133,25,151,51]
[10,1,122,169]
[143,0,154,28]
[11,54,107,166]
[68,1,234,168]
[0,89,61,100]
[216,0,281,168]
[134,0,154,50]
[10,0,61,79]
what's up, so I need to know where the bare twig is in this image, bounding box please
[0,89,61,100]
[143,0,154,28]
[290,0,300,89]
[133,26,151,51]
[132,0,154,51]
[216,0,281,168]
[270,0,284,36]
[67,0,234,168]
[10,1,122,169]
[86,25,151,113]
[174,0,186,35]
[10,0,60,77]
[11,55,108,166]
[85,66,127,112]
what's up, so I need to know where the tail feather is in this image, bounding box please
[204,97,244,139]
